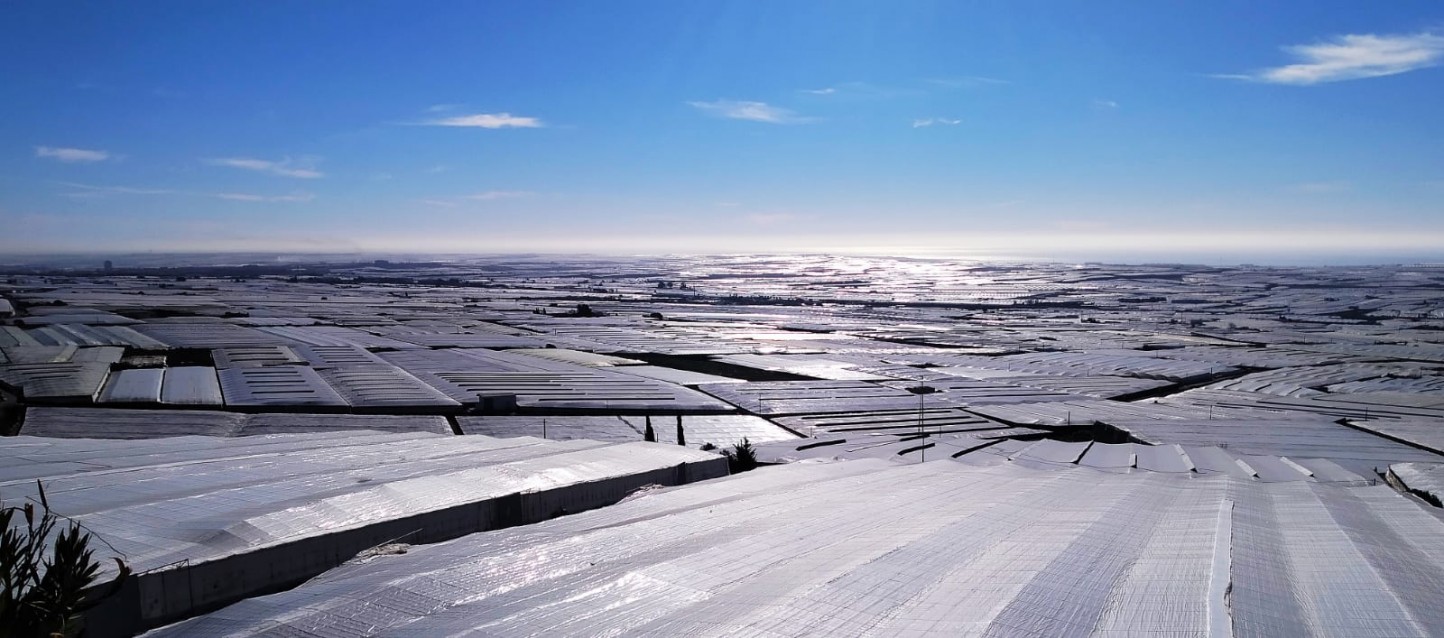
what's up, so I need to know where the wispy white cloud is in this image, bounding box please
[425,103,462,113]
[56,182,173,197]
[215,192,315,202]
[464,190,533,201]
[912,117,962,128]
[423,112,544,128]
[421,191,534,207]
[925,76,1010,88]
[1093,98,1119,109]
[798,82,913,99]
[688,100,811,124]
[55,181,313,202]
[745,212,802,226]
[36,146,111,163]
[1288,180,1352,194]
[1221,32,1444,84]
[206,156,324,179]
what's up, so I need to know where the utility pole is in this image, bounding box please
[906,385,937,463]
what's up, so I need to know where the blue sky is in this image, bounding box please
[3,1,1442,262]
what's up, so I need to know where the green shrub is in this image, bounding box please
[1,482,129,638]
[723,438,758,473]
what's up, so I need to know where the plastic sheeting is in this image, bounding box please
[0,361,111,400]
[217,366,347,407]
[1347,419,1444,456]
[1107,417,1443,477]
[20,407,450,438]
[315,365,462,408]
[160,366,223,405]
[458,414,797,449]
[210,345,305,368]
[699,380,934,416]
[1388,463,1444,506]
[415,369,734,412]
[151,460,1444,637]
[960,439,1370,483]
[0,432,727,634]
[98,368,164,403]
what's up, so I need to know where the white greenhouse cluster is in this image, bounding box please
[2,256,1443,636]
[150,459,1444,637]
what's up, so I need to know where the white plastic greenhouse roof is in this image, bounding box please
[699,380,935,416]
[0,361,111,400]
[1105,417,1444,475]
[1388,462,1444,506]
[413,369,734,411]
[256,325,421,349]
[160,366,223,404]
[1348,419,1444,455]
[210,345,305,368]
[315,364,462,407]
[150,459,1444,637]
[1,432,726,633]
[457,414,797,448]
[217,365,347,406]
[26,324,167,349]
[98,368,164,403]
[20,407,451,438]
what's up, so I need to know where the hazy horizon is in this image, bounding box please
[4,245,1444,270]
[4,2,1442,261]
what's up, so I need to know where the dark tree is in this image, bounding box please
[723,438,758,473]
[1,482,130,638]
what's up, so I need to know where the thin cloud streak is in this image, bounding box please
[421,191,534,207]
[1288,181,1352,194]
[423,113,544,128]
[464,190,533,201]
[913,118,961,128]
[796,81,915,99]
[1222,32,1444,84]
[688,100,812,124]
[36,146,111,163]
[55,181,311,202]
[215,192,315,202]
[206,157,324,179]
[56,182,173,196]
[925,76,1010,88]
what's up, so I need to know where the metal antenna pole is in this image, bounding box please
[919,392,925,463]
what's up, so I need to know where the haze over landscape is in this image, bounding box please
[4,1,1443,263]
